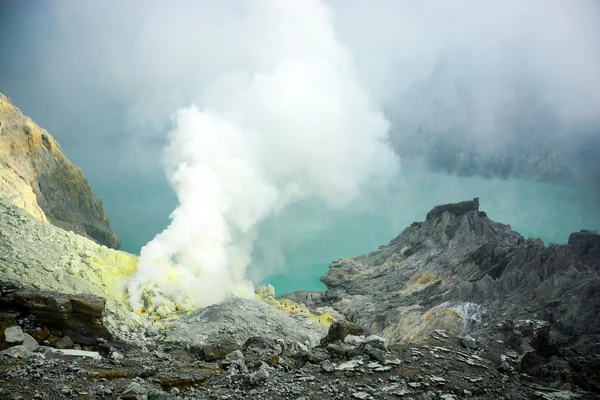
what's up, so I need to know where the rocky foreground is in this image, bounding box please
[1,198,599,399]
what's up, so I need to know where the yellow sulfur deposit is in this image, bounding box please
[255,285,336,327]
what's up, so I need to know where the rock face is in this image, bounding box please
[0,282,110,344]
[0,92,119,248]
[311,198,600,352]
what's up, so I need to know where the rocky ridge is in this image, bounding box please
[285,198,600,395]
[0,92,119,248]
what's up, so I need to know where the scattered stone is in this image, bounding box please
[0,345,30,358]
[167,348,195,363]
[461,335,477,350]
[322,321,364,345]
[364,345,386,363]
[307,348,330,364]
[320,360,335,372]
[32,327,51,342]
[336,359,363,371]
[111,351,124,362]
[22,334,39,351]
[55,336,74,349]
[325,343,346,358]
[224,349,244,363]
[42,347,101,360]
[344,335,365,346]
[249,368,269,383]
[430,376,447,384]
[118,382,148,400]
[4,325,24,343]
[202,339,241,361]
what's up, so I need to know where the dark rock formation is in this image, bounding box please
[0,92,120,248]
[312,198,600,350]
[294,198,600,393]
[321,321,364,346]
[0,280,110,344]
[569,230,600,268]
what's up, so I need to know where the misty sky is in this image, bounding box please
[2,1,600,183]
[1,1,599,248]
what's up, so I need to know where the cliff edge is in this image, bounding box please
[0,92,120,248]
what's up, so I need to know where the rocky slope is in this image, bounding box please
[286,198,600,394]
[309,198,600,348]
[1,197,599,398]
[0,92,119,248]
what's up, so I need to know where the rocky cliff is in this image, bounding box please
[0,92,120,248]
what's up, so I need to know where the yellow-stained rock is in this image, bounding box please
[0,92,119,248]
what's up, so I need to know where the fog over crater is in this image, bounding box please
[1,0,599,308]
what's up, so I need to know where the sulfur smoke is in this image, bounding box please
[126,0,398,311]
[3,0,599,309]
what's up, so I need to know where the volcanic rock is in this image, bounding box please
[4,325,24,343]
[0,93,119,248]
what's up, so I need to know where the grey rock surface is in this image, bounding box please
[4,325,24,343]
[0,344,29,358]
[22,333,39,351]
[309,198,600,352]
[167,297,327,350]
[42,347,101,361]
[119,382,148,400]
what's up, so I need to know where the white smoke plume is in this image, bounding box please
[126,0,398,311]
[4,0,599,309]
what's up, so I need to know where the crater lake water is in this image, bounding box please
[96,166,600,296]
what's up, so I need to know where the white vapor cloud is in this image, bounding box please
[125,0,398,310]
[1,0,599,308]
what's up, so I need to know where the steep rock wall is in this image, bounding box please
[0,92,119,248]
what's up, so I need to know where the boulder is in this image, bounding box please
[118,382,148,400]
[0,285,110,345]
[168,298,326,352]
[0,345,30,358]
[55,336,74,349]
[461,335,478,350]
[364,335,388,351]
[321,321,364,346]
[202,339,241,361]
[22,334,39,351]
[42,347,101,360]
[4,325,24,343]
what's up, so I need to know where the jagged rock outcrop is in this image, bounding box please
[309,198,600,349]
[0,92,119,248]
[280,197,600,393]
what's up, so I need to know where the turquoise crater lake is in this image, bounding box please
[97,166,600,296]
